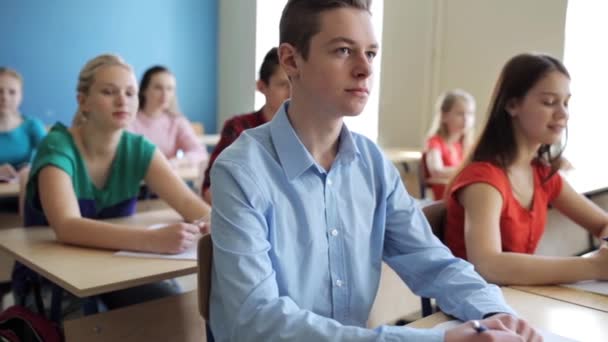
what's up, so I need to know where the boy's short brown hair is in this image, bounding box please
[279,0,371,59]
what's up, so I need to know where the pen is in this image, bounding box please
[602,237,608,242]
[191,213,211,226]
[471,320,487,333]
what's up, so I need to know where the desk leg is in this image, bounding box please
[82,296,100,315]
[50,285,63,322]
[31,278,45,316]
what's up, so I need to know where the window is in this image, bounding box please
[255,0,383,141]
[563,1,608,169]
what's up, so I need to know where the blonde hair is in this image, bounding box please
[0,67,23,86]
[72,54,134,126]
[425,89,476,151]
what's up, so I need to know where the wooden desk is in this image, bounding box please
[408,287,608,341]
[0,209,197,298]
[198,134,220,147]
[64,291,204,342]
[0,182,18,198]
[511,285,608,313]
[175,164,200,183]
[383,147,422,164]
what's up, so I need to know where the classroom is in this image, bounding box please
[1,0,607,341]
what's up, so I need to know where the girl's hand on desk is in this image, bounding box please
[0,163,18,180]
[588,246,608,280]
[599,224,608,247]
[196,221,210,235]
[148,222,200,254]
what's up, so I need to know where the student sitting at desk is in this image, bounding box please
[129,65,208,168]
[201,47,291,204]
[0,67,46,213]
[445,53,608,286]
[209,1,538,341]
[17,54,211,309]
[423,89,476,199]
[0,68,46,181]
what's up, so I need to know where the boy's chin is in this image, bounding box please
[341,103,367,117]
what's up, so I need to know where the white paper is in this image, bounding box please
[562,280,608,296]
[114,223,199,261]
[433,320,578,342]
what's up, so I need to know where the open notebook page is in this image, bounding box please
[433,320,578,342]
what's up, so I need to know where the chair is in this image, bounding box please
[420,200,446,317]
[417,152,430,199]
[197,233,214,341]
[191,122,205,136]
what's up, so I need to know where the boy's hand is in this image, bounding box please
[445,314,542,342]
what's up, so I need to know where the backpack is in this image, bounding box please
[0,306,62,342]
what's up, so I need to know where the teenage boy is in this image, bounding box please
[209,1,539,341]
[201,47,290,203]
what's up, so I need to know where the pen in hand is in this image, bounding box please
[190,213,211,234]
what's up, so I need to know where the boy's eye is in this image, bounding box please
[366,51,377,60]
[336,47,351,56]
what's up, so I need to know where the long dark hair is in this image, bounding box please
[467,53,570,179]
[138,65,171,111]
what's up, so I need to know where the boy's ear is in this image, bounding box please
[256,79,266,94]
[278,43,300,79]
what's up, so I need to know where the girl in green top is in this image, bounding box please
[18,54,211,309]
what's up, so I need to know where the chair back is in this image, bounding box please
[197,234,213,321]
[419,199,447,317]
[191,122,205,136]
[421,200,446,241]
[418,152,430,199]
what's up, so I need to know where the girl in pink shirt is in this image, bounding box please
[130,66,208,167]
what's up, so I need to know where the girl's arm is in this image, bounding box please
[426,149,458,179]
[459,182,608,285]
[551,178,608,238]
[39,165,199,253]
[144,149,211,227]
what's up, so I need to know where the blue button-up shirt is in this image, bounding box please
[209,102,514,341]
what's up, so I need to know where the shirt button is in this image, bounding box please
[330,229,338,236]
[327,179,333,186]
[336,279,343,287]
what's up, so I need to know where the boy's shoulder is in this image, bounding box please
[216,123,273,164]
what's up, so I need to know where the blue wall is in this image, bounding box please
[0,0,218,133]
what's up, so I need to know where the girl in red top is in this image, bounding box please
[424,89,476,199]
[445,53,608,285]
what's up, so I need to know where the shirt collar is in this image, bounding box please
[269,101,361,181]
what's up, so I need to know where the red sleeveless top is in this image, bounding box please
[445,162,563,259]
